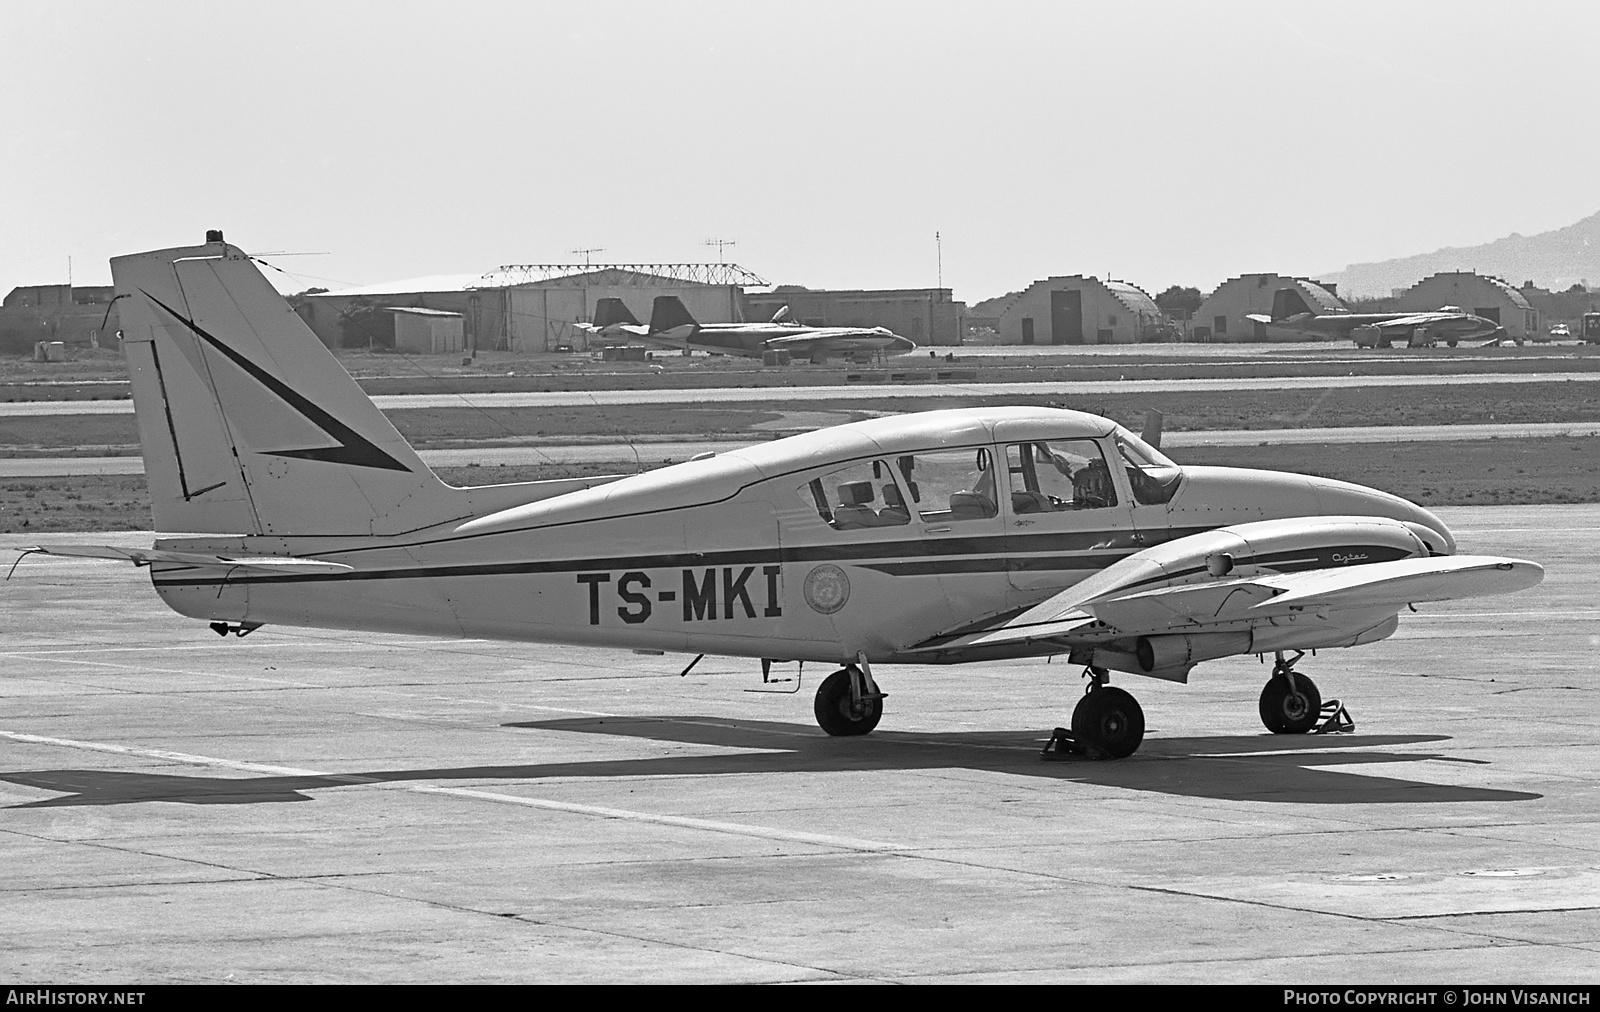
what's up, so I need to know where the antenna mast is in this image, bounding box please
[704,238,737,263]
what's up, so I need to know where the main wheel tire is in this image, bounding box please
[1259,673,1322,734]
[1070,686,1145,759]
[813,668,882,736]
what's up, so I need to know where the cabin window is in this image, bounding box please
[1112,426,1183,505]
[893,447,999,523]
[1004,440,1118,512]
[797,459,910,531]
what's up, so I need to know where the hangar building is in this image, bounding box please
[743,287,967,346]
[0,284,120,354]
[1190,273,1345,342]
[1396,271,1539,342]
[301,263,761,353]
[998,276,1171,345]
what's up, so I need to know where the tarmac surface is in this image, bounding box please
[7,370,1600,416]
[8,422,1600,477]
[2,504,1597,983]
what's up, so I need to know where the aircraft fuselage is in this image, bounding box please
[145,408,1452,668]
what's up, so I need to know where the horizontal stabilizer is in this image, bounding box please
[27,544,352,575]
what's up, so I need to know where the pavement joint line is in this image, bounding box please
[0,729,912,853]
[406,784,911,852]
[0,651,328,687]
[894,941,1547,980]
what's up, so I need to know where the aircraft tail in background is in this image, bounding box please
[1270,287,1316,321]
[590,297,640,329]
[648,295,700,334]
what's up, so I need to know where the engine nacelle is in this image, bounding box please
[1136,632,1251,673]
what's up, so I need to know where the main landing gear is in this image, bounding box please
[1043,667,1146,759]
[814,654,886,736]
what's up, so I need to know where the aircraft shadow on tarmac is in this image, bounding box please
[0,718,1540,808]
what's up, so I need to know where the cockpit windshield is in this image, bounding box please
[1112,426,1184,506]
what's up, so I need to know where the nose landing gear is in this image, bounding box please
[1259,651,1322,734]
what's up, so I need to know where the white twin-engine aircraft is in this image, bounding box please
[31,237,1544,759]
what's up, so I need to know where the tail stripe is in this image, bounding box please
[145,291,411,472]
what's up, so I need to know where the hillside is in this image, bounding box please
[1320,210,1600,297]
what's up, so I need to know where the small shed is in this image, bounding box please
[388,307,464,354]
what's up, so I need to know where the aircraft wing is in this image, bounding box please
[1374,313,1444,329]
[24,544,353,575]
[910,550,1541,655]
[760,330,910,353]
[759,331,835,349]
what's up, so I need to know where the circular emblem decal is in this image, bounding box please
[803,564,851,614]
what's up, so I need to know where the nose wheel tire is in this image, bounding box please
[814,668,882,736]
[1259,673,1321,734]
[1071,686,1145,759]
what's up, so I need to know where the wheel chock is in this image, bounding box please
[1314,699,1355,734]
[1040,726,1090,760]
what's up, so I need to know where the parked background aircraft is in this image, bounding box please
[572,297,649,346]
[1246,287,1504,347]
[578,295,917,362]
[25,236,1543,760]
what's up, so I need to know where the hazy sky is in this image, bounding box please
[4,0,1597,302]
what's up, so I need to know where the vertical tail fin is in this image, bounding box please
[591,297,640,329]
[648,295,698,333]
[1270,288,1314,321]
[114,238,469,536]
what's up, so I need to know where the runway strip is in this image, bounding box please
[8,422,1597,477]
[6,370,1600,416]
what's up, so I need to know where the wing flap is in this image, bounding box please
[27,544,352,575]
[909,610,1099,653]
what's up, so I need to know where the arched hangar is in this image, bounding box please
[1396,271,1538,342]
[1191,273,1345,342]
[998,276,1172,345]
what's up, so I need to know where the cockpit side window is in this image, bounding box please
[796,459,911,531]
[1005,440,1118,511]
[1112,427,1183,506]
